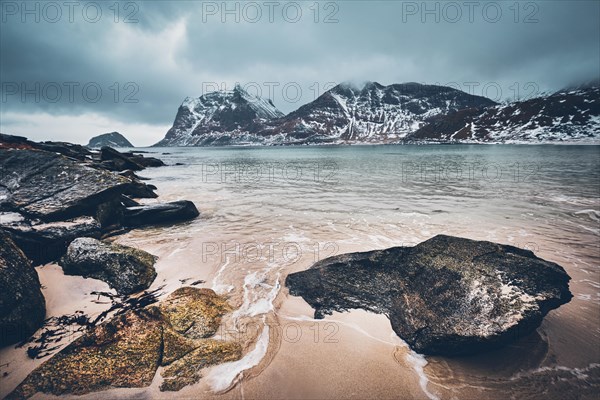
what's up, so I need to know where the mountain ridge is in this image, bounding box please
[154,81,599,146]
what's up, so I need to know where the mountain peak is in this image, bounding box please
[156,86,284,146]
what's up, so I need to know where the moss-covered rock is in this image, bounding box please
[7,287,243,398]
[7,308,163,399]
[160,339,242,392]
[160,287,232,339]
[161,326,199,366]
[59,237,157,295]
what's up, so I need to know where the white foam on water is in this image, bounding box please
[580,279,600,289]
[211,256,234,294]
[404,349,440,400]
[574,209,600,221]
[232,270,281,323]
[207,324,270,392]
[510,363,600,381]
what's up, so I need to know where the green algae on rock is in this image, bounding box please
[7,287,242,399]
[7,308,163,399]
[160,287,232,339]
[160,339,242,392]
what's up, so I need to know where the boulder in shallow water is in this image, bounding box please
[59,237,157,295]
[0,230,46,347]
[286,235,573,356]
[122,200,200,227]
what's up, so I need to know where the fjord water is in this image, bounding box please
[10,144,593,399]
[113,144,599,399]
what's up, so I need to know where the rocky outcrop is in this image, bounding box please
[286,235,572,356]
[0,147,156,221]
[122,200,200,227]
[155,84,284,146]
[0,134,198,265]
[261,82,497,144]
[3,217,101,266]
[8,287,242,399]
[59,238,157,296]
[87,132,134,148]
[98,147,165,172]
[0,230,46,347]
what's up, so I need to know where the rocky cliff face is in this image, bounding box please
[409,86,600,142]
[156,82,599,145]
[286,235,572,356]
[154,85,284,146]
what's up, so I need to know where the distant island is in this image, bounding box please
[88,132,134,148]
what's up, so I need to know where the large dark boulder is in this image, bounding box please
[0,230,46,347]
[122,200,199,227]
[59,237,157,295]
[98,147,165,171]
[3,218,101,266]
[286,235,573,356]
[0,148,157,221]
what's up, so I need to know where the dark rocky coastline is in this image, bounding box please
[0,133,200,347]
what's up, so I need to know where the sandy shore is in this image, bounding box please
[202,294,434,400]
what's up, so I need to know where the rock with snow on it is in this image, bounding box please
[154,81,496,146]
[155,84,284,146]
[286,234,573,356]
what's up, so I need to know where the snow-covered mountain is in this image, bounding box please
[259,82,497,144]
[154,82,599,146]
[409,86,600,143]
[154,85,284,146]
[154,82,496,146]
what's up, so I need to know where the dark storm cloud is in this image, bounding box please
[0,0,598,144]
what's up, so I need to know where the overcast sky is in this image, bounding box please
[1,0,598,146]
